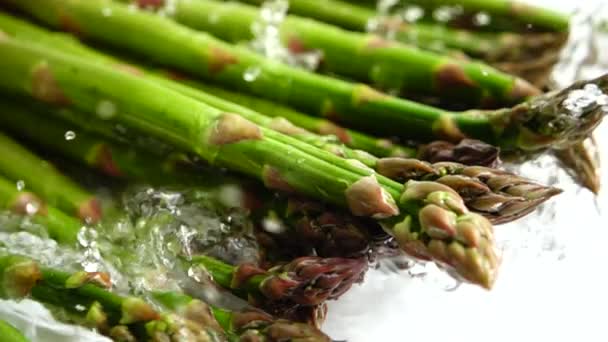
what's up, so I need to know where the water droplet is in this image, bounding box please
[262,216,285,234]
[74,304,86,312]
[65,131,76,141]
[473,12,491,26]
[25,202,39,215]
[102,7,112,17]
[402,6,424,23]
[16,180,25,191]
[96,100,117,119]
[243,66,261,82]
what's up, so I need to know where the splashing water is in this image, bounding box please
[249,0,322,71]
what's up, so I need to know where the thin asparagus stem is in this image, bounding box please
[3,0,601,152]
[0,132,101,224]
[0,173,81,245]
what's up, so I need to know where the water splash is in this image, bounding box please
[249,0,322,71]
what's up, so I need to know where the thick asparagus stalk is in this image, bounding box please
[0,14,563,225]
[0,320,29,342]
[4,0,601,152]
[0,132,101,224]
[0,12,504,173]
[0,36,499,288]
[0,97,379,259]
[168,74,504,164]
[153,291,331,341]
[0,254,230,341]
[1,91,560,228]
[0,174,81,245]
[147,0,538,107]
[191,255,367,306]
[386,0,570,33]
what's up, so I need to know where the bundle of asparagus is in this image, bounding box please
[0,0,604,340]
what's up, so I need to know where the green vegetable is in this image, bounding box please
[3,0,597,152]
[0,132,101,224]
[0,36,499,288]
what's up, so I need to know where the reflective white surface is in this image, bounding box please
[326,1,608,341]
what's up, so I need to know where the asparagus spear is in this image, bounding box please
[0,132,101,224]
[143,0,538,107]
[0,98,380,261]
[167,73,504,163]
[0,37,499,288]
[4,0,601,152]
[391,0,570,33]
[0,320,29,342]
[0,11,503,172]
[0,254,233,341]
[0,12,568,223]
[0,174,81,245]
[1,90,560,228]
[153,291,331,341]
[191,255,367,306]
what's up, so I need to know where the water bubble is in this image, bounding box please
[243,66,261,82]
[25,202,40,216]
[15,180,25,191]
[473,12,491,26]
[261,216,285,234]
[433,6,462,22]
[96,100,117,119]
[64,131,76,141]
[101,7,112,17]
[402,6,424,23]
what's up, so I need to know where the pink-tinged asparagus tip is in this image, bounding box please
[261,257,367,305]
[262,165,297,193]
[345,176,399,218]
[78,198,103,224]
[397,181,500,289]
[418,139,501,167]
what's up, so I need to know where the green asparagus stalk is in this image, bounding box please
[0,174,81,245]
[190,255,367,306]
[167,73,415,159]
[4,0,601,152]
[255,0,567,86]
[0,36,499,288]
[1,89,560,228]
[145,0,539,107]
[153,291,331,341]
[0,320,30,342]
[255,0,566,58]
[0,14,563,226]
[167,74,504,164]
[387,0,571,33]
[0,12,504,173]
[0,132,101,224]
[0,98,379,258]
[0,254,230,341]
